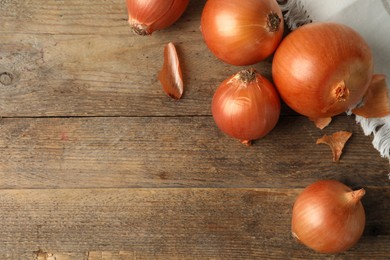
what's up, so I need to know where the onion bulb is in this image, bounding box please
[292,180,366,254]
[272,22,373,126]
[127,0,189,35]
[212,69,281,145]
[201,0,284,66]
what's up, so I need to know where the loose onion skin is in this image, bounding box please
[212,69,281,145]
[292,180,366,254]
[272,22,373,122]
[127,0,189,35]
[201,0,284,66]
[158,42,184,100]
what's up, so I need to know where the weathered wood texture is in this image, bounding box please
[0,0,273,117]
[0,0,389,259]
[1,188,389,260]
[0,116,388,189]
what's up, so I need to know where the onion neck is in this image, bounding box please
[267,12,281,32]
[346,188,365,206]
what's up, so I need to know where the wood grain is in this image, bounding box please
[0,0,276,117]
[0,187,389,259]
[0,0,150,35]
[1,0,389,259]
[0,116,388,189]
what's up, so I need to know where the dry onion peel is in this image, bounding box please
[316,131,352,162]
[158,42,183,100]
[309,117,332,130]
[352,74,390,118]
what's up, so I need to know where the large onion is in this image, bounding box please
[201,0,284,66]
[272,22,373,125]
[292,180,366,253]
[127,0,189,35]
[212,69,281,145]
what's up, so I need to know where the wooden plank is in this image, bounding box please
[0,32,273,117]
[1,0,269,118]
[0,0,205,36]
[0,116,388,189]
[0,187,388,259]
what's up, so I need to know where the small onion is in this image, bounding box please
[272,22,373,125]
[212,69,281,145]
[201,0,284,66]
[127,0,189,35]
[292,180,366,254]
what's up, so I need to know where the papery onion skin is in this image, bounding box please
[212,69,281,144]
[292,180,366,254]
[352,74,390,118]
[158,42,184,100]
[272,22,373,120]
[201,0,284,66]
[316,131,352,162]
[127,0,189,35]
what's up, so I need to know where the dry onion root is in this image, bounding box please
[316,131,352,162]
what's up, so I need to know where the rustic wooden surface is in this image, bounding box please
[0,0,389,259]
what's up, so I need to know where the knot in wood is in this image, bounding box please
[0,72,13,86]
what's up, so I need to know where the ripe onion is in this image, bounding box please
[212,69,281,145]
[127,0,189,35]
[201,0,284,66]
[272,22,373,125]
[292,180,366,254]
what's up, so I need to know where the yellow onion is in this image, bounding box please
[201,0,284,66]
[127,0,189,35]
[292,180,366,253]
[272,22,373,127]
[212,69,280,145]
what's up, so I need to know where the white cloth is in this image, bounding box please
[280,0,390,159]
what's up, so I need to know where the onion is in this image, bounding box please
[127,0,189,35]
[292,180,366,254]
[201,0,284,66]
[212,69,281,145]
[272,22,373,126]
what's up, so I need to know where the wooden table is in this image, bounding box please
[1,1,389,259]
